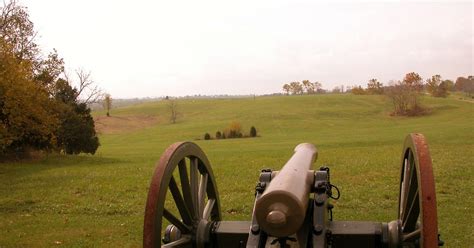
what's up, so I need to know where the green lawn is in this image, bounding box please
[1,94,473,247]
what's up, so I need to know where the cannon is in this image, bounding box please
[143,133,443,247]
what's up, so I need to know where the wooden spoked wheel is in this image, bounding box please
[143,142,221,248]
[398,134,438,247]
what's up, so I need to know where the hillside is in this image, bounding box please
[1,94,473,247]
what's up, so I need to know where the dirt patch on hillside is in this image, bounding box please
[94,115,159,134]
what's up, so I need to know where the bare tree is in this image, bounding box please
[168,99,179,124]
[72,68,102,104]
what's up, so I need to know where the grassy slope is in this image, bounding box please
[0,94,472,247]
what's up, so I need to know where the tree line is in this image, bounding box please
[281,73,473,116]
[1,1,100,157]
[350,74,472,98]
[282,80,324,95]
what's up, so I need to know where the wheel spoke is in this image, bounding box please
[190,157,199,219]
[203,198,215,220]
[403,229,421,242]
[401,151,416,221]
[162,235,192,248]
[163,209,191,233]
[400,157,410,217]
[178,159,194,219]
[198,173,208,218]
[169,176,193,225]
[403,189,419,231]
[402,151,419,232]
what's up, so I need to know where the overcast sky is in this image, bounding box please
[22,0,473,98]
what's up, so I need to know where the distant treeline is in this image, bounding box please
[281,73,473,116]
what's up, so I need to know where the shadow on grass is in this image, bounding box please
[0,154,124,178]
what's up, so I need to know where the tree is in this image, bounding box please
[0,40,58,155]
[426,75,448,97]
[103,94,112,117]
[0,1,100,156]
[72,69,102,104]
[351,85,366,95]
[367,78,383,94]
[168,99,179,124]
[313,82,322,93]
[53,78,99,154]
[401,72,423,110]
[437,80,450,97]
[455,76,474,96]
[289,81,303,95]
[282,83,290,95]
[0,0,39,62]
[385,77,426,116]
[302,80,314,94]
[332,86,341,93]
[250,126,257,137]
[441,79,454,92]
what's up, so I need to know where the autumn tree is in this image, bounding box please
[103,94,112,117]
[401,72,424,112]
[0,40,58,155]
[0,1,100,156]
[0,0,38,62]
[0,2,59,155]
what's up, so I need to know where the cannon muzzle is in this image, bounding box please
[255,143,317,237]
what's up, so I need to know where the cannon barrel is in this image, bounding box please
[255,143,317,237]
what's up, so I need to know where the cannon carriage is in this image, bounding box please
[143,133,442,247]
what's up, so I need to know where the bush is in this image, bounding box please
[385,83,427,116]
[224,121,242,138]
[215,131,222,139]
[204,133,211,140]
[250,126,257,137]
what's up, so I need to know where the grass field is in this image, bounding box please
[0,94,473,247]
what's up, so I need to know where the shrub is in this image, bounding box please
[224,121,242,138]
[204,133,211,140]
[215,131,222,139]
[250,126,257,137]
[385,82,427,116]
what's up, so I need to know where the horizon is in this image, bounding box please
[22,0,473,98]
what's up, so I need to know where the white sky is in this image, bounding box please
[22,0,473,98]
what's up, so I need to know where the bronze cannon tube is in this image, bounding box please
[255,143,317,237]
